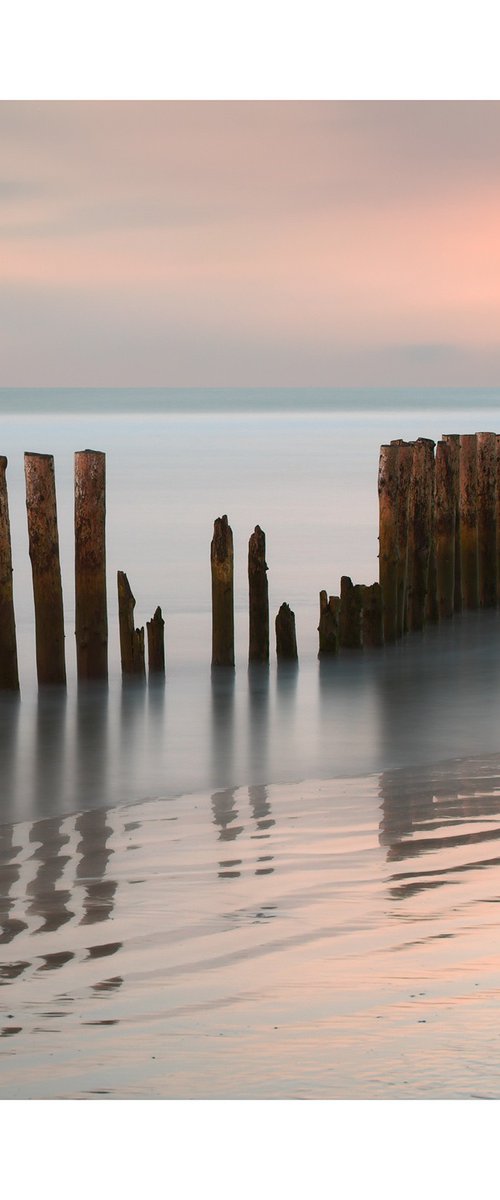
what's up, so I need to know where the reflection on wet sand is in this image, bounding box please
[75,808,116,925]
[0,823,27,946]
[379,756,500,899]
[27,816,73,934]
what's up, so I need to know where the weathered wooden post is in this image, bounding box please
[378,443,399,643]
[147,606,165,675]
[75,449,108,680]
[211,515,234,667]
[442,434,462,613]
[497,434,500,606]
[459,433,478,609]
[362,582,384,647]
[248,525,269,663]
[406,438,435,632]
[339,576,363,649]
[425,444,439,624]
[117,571,145,676]
[275,602,298,661]
[0,457,19,691]
[434,440,455,621]
[391,439,414,636]
[24,452,66,686]
[318,591,340,655]
[476,431,497,608]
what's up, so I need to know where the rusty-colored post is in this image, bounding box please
[248,525,269,663]
[378,443,399,643]
[75,450,108,680]
[362,582,384,647]
[339,576,363,649]
[459,434,478,609]
[318,591,340,655]
[147,607,165,675]
[434,440,455,621]
[442,434,462,613]
[0,457,19,691]
[24,452,66,686]
[211,515,234,667]
[476,432,497,608]
[275,602,298,661]
[391,439,414,636]
[117,571,145,676]
[406,438,435,632]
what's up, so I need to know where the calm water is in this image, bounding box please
[1,387,500,1098]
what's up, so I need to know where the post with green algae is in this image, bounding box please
[0,457,19,691]
[211,515,234,668]
[24,452,66,686]
[74,449,108,680]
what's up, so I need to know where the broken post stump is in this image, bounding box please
[211,515,234,667]
[476,431,497,608]
[248,525,269,663]
[0,457,19,691]
[339,576,363,649]
[434,440,456,621]
[147,606,165,675]
[318,591,340,656]
[362,582,384,647]
[459,433,479,609]
[378,443,399,643]
[391,439,414,636]
[442,434,462,613]
[24,452,66,686]
[275,602,298,660]
[74,449,108,680]
[406,438,435,632]
[117,571,145,676]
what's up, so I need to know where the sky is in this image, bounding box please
[2,100,500,387]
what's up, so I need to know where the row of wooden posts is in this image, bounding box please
[0,433,498,690]
[0,449,300,691]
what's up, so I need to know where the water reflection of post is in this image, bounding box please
[27,815,73,933]
[0,695,20,823]
[33,687,68,819]
[119,676,147,803]
[379,758,500,900]
[210,666,235,791]
[75,807,116,925]
[0,700,24,948]
[73,682,109,812]
[247,662,270,783]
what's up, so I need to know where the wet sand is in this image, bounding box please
[2,755,500,1099]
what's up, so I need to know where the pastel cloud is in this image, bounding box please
[1,101,500,386]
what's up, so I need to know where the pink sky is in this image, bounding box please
[2,100,500,386]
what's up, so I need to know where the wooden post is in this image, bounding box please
[459,433,478,609]
[24,452,66,686]
[75,449,108,680]
[362,582,384,647]
[442,434,462,613]
[211,515,234,667]
[434,440,455,621]
[378,443,399,643]
[476,431,497,608]
[147,606,165,675]
[425,448,438,625]
[406,438,435,632]
[248,525,269,663]
[275,602,298,661]
[0,457,19,691]
[117,571,145,676]
[391,439,414,636]
[339,576,363,649]
[318,591,340,655]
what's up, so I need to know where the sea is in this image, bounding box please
[2,386,500,1100]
